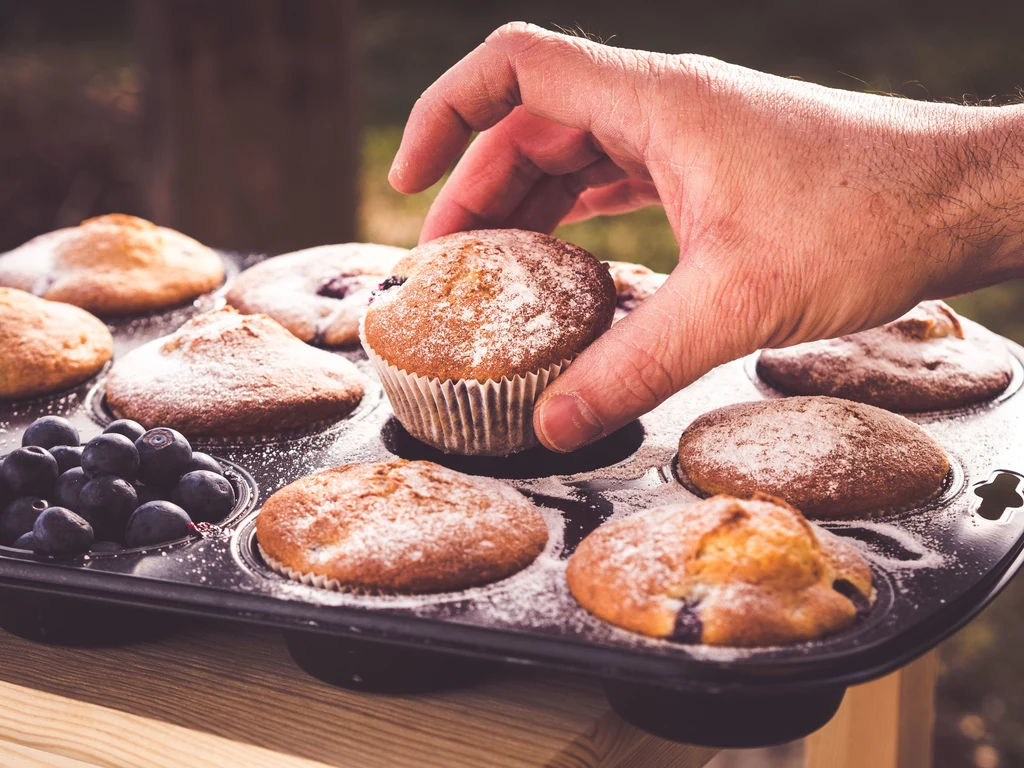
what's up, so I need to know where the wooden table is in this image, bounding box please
[0,619,936,768]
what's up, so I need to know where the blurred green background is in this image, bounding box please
[3,2,1024,766]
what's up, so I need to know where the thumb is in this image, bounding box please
[533,260,768,452]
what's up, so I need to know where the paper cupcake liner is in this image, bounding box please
[260,544,380,595]
[360,320,571,456]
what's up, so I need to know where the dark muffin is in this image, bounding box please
[0,288,113,399]
[256,459,549,593]
[226,242,407,347]
[757,301,1013,412]
[567,493,874,646]
[361,229,615,455]
[106,307,365,436]
[0,214,224,316]
[676,396,949,519]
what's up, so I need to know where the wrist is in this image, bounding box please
[918,103,1024,292]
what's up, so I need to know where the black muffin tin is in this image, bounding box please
[3,250,1024,748]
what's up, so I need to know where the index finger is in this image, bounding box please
[389,22,650,194]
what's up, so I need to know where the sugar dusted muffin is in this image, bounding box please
[0,288,113,399]
[256,459,549,593]
[757,301,1014,412]
[105,307,364,436]
[226,243,407,347]
[361,229,616,455]
[567,494,874,646]
[676,396,949,519]
[606,261,668,322]
[0,214,224,316]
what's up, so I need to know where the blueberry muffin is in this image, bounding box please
[0,214,224,316]
[105,307,364,435]
[226,243,407,347]
[606,261,668,322]
[567,493,874,646]
[0,288,113,400]
[256,459,549,593]
[757,301,1013,411]
[361,229,616,455]
[676,396,949,519]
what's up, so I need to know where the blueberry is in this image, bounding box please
[53,467,90,512]
[12,532,34,551]
[125,501,192,548]
[104,419,146,443]
[22,416,79,450]
[0,496,49,545]
[81,434,139,481]
[186,452,224,476]
[79,476,138,542]
[317,274,362,299]
[90,540,122,553]
[50,444,84,474]
[32,507,94,557]
[171,470,235,523]
[135,428,192,488]
[1,446,59,497]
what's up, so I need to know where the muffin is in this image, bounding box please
[0,288,113,399]
[606,261,668,322]
[757,301,1014,411]
[361,229,616,456]
[225,243,407,347]
[0,214,224,316]
[566,493,874,646]
[105,307,365,436]
[256,459,549,593]
[676,396,949,519]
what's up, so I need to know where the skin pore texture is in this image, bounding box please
[388,22,1024,452]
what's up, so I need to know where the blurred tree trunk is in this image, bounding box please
[137,0,358,254]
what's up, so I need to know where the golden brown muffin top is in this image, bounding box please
[677,396,949,519]
[566,493,873,646]
[256,459,549,594]
[0,287,113,400]
[362,229,615,382]
[0,214,224,316]
[757,301,1013,412]
[105,307,364,435]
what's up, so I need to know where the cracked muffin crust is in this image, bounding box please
[0,288,113,400]
[757,301,1013,412]
[105,307,364,435]
[566,493,874,646]
[256,459,549,593]
[676,396,950,519]
[0,214,224,316]
[226,243,407,347]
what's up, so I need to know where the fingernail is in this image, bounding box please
[536,394,604,453]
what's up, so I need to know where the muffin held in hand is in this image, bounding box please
[0,288,113,400]
[256,459,549,593]
[0,214,224,317]
[606,261,668,322]
[567,493,874,647]
[226,242,407,347]
[105,307,364,436]
[676,396,949,520]
[361,229,616,456]
[757,301,1014,412]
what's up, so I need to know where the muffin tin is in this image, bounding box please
[2,250,1024,748]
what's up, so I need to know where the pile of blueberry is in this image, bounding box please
[0,416,237,557]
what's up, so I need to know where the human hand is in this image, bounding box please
[390,22,1024,451]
